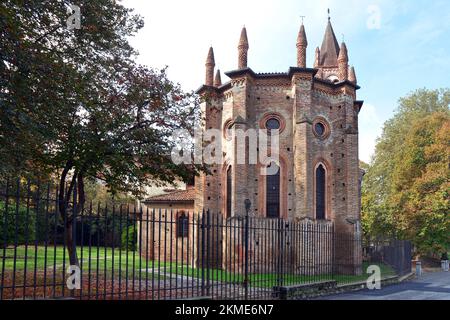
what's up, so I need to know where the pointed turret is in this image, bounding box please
[205,47,215,86]
[338,42,348,62]
[238,27,249,69]
[296,23,308,68]
[338,42,349,81]
[320,20,340,66]
[214,69,222,87]
[348,66,357,84]
[314,47,320,68]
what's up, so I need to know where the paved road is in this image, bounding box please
[319,271,450,300]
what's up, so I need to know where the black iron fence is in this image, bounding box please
[0,177,411,300]
[362,239,412,277]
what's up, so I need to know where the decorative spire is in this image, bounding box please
[205,47,215,86]
[296,23,308,68]
[338,42,349,81]
[238,26,249,69]
[349,66,357,84]
[214,69,222,87]
[338,42,348,62]
[320,19,340,66]
[314,47,320,68]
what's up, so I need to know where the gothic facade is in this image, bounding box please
[195,18,364,236]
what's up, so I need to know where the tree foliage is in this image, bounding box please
[0,201,36,245]
[1,1,201,265]
[362,88,450,256]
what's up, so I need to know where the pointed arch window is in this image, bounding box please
[266,163,280,218]
[315,164,326,220]
[226,166,232,218]
[177,212,189,238]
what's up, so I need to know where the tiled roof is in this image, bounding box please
[320,20,340,66]
[144,188,195,203]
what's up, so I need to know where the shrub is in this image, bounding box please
[0,202,36,245]
[121,224,137,252]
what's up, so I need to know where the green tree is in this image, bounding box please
[362,89,450,256]
[0,202,36,246]
[391,113,449,255]
[121,224,137,252]
[1,1,201,265]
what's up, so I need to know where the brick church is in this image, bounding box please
[193,16,364,235]
[141,17,364,274]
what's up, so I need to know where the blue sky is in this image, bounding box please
[122,0,450,163]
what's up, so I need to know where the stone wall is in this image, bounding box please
[139,209,197,266]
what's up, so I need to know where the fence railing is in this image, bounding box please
[362,239,412,277]
[0,177,411,300]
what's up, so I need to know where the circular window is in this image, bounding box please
[314,122,326,136]
[260,113,286,134]
[266,118,281,131]
[312,118,330,139]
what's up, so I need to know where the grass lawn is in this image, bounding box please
[1,246,166,278]
[169,261,396,288]
[1,246,396,288]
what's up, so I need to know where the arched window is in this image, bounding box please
[226,166,232,218]
[266,118,280,130]
[315,164,326,220]
[266,163,280,218]
[177,212,189,238]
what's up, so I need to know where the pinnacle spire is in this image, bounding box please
[205,47,215,86]
[214,69,222,87]
[349,66,357,84]
[320,19,340,66]
[314,47,320,68]
[296,23,308,68]
[238,26,249,49]
[238,26,249,69]
[338,42,349,81]
[338,42,348,62]
[297,24,308,46]
[206,46,215,66]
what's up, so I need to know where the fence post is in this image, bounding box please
[243,199,251,300]
[206,210,211,297]
[332,223,336,278]
[71,176,77,298]
[200,210,205,297]
[416,261,422,277]
[277,218,284,289]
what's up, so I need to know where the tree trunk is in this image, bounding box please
[65,223,79,266]
[58,161,80,267]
